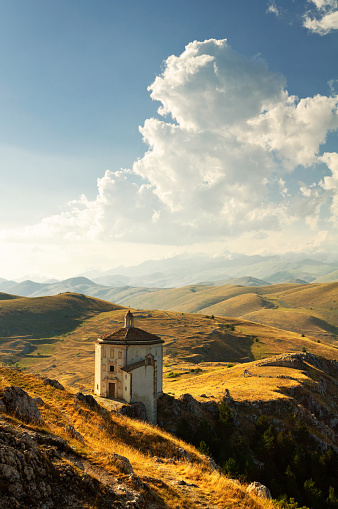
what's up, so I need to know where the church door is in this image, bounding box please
[108,383,115,398]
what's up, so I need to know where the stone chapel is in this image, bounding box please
[94,311,164,424]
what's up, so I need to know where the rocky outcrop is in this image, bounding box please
[177,447,190,461]
[157,393,219,433]
[0,418,161,508]
[0,386,42,424]
[258,352,338,374]
[246,481,272,500]
[203,455,222,472]
[0,421,120,508]
[221,353,338,450]
[43,378,65,390]
[65,425,85,444]
[119,402,147,421]
[257,353,305,370]
[75,392,100,410]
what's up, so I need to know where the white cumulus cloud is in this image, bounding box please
[304,0,338,34]
[2,39,338,253]
[320,152,338,223]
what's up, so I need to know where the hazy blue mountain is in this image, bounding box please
[283,278,309,285]
[5,280,45,297]
[214,276,270,287]
[79,253,338,288]
[313,270,338,283]
[26,277,106,298]
[91,274,131,286]
[2,254,338,302]
[0,278,17,291]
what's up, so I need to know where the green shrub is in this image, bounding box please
[166,371,180,378]
[198,440,210,456]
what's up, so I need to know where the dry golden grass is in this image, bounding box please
[241,307,335,342]
[0,366,276,509]
[121,282,338,343]
[201,292,272,317]
[164,359,309,402]
[3,302,334,395]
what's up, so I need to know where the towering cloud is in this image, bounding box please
[3,39,338,253]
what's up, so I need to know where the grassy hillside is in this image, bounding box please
[3,300,335,392]
[164,351,336,404]
[0,292,120,338]
[0,292,21,300]
[121,282,338,343]
[0,366,275,509]
[0,293,122,373]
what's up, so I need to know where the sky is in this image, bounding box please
[0,0,338,280]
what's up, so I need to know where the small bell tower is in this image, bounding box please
[124,310,134,329]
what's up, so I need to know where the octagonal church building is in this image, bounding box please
[94,311,164,424]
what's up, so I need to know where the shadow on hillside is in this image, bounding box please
[176,330,255,363]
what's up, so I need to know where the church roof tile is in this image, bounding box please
[121,359,146,372]
[97,326,164,345]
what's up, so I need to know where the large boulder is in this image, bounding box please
[111,453,134,474]
[75,392,100,410]
[43,378,64,390]
[65,425,85,444]
[0,386,42,424]
[177,447,190,461]
[246,481,272,500]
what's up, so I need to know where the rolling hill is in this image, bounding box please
[0,254,337,348]
[119,282,338,344]
[0,261,337,509]
[0,292,21,301]
[1,292,336,392]
[0,292,120,338]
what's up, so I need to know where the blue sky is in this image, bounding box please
[0,0,337,279]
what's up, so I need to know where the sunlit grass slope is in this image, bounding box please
[0,366,276,509]
[3,299,335,393]
[164,356,310,403]
[123,282,338,343]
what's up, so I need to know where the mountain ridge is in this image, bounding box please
[2,253,338,290]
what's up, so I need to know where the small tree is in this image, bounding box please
[198,440,210,456]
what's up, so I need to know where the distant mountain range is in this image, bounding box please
[78,253,338,286]
[2,253,338,299]
[2,255,337,346]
